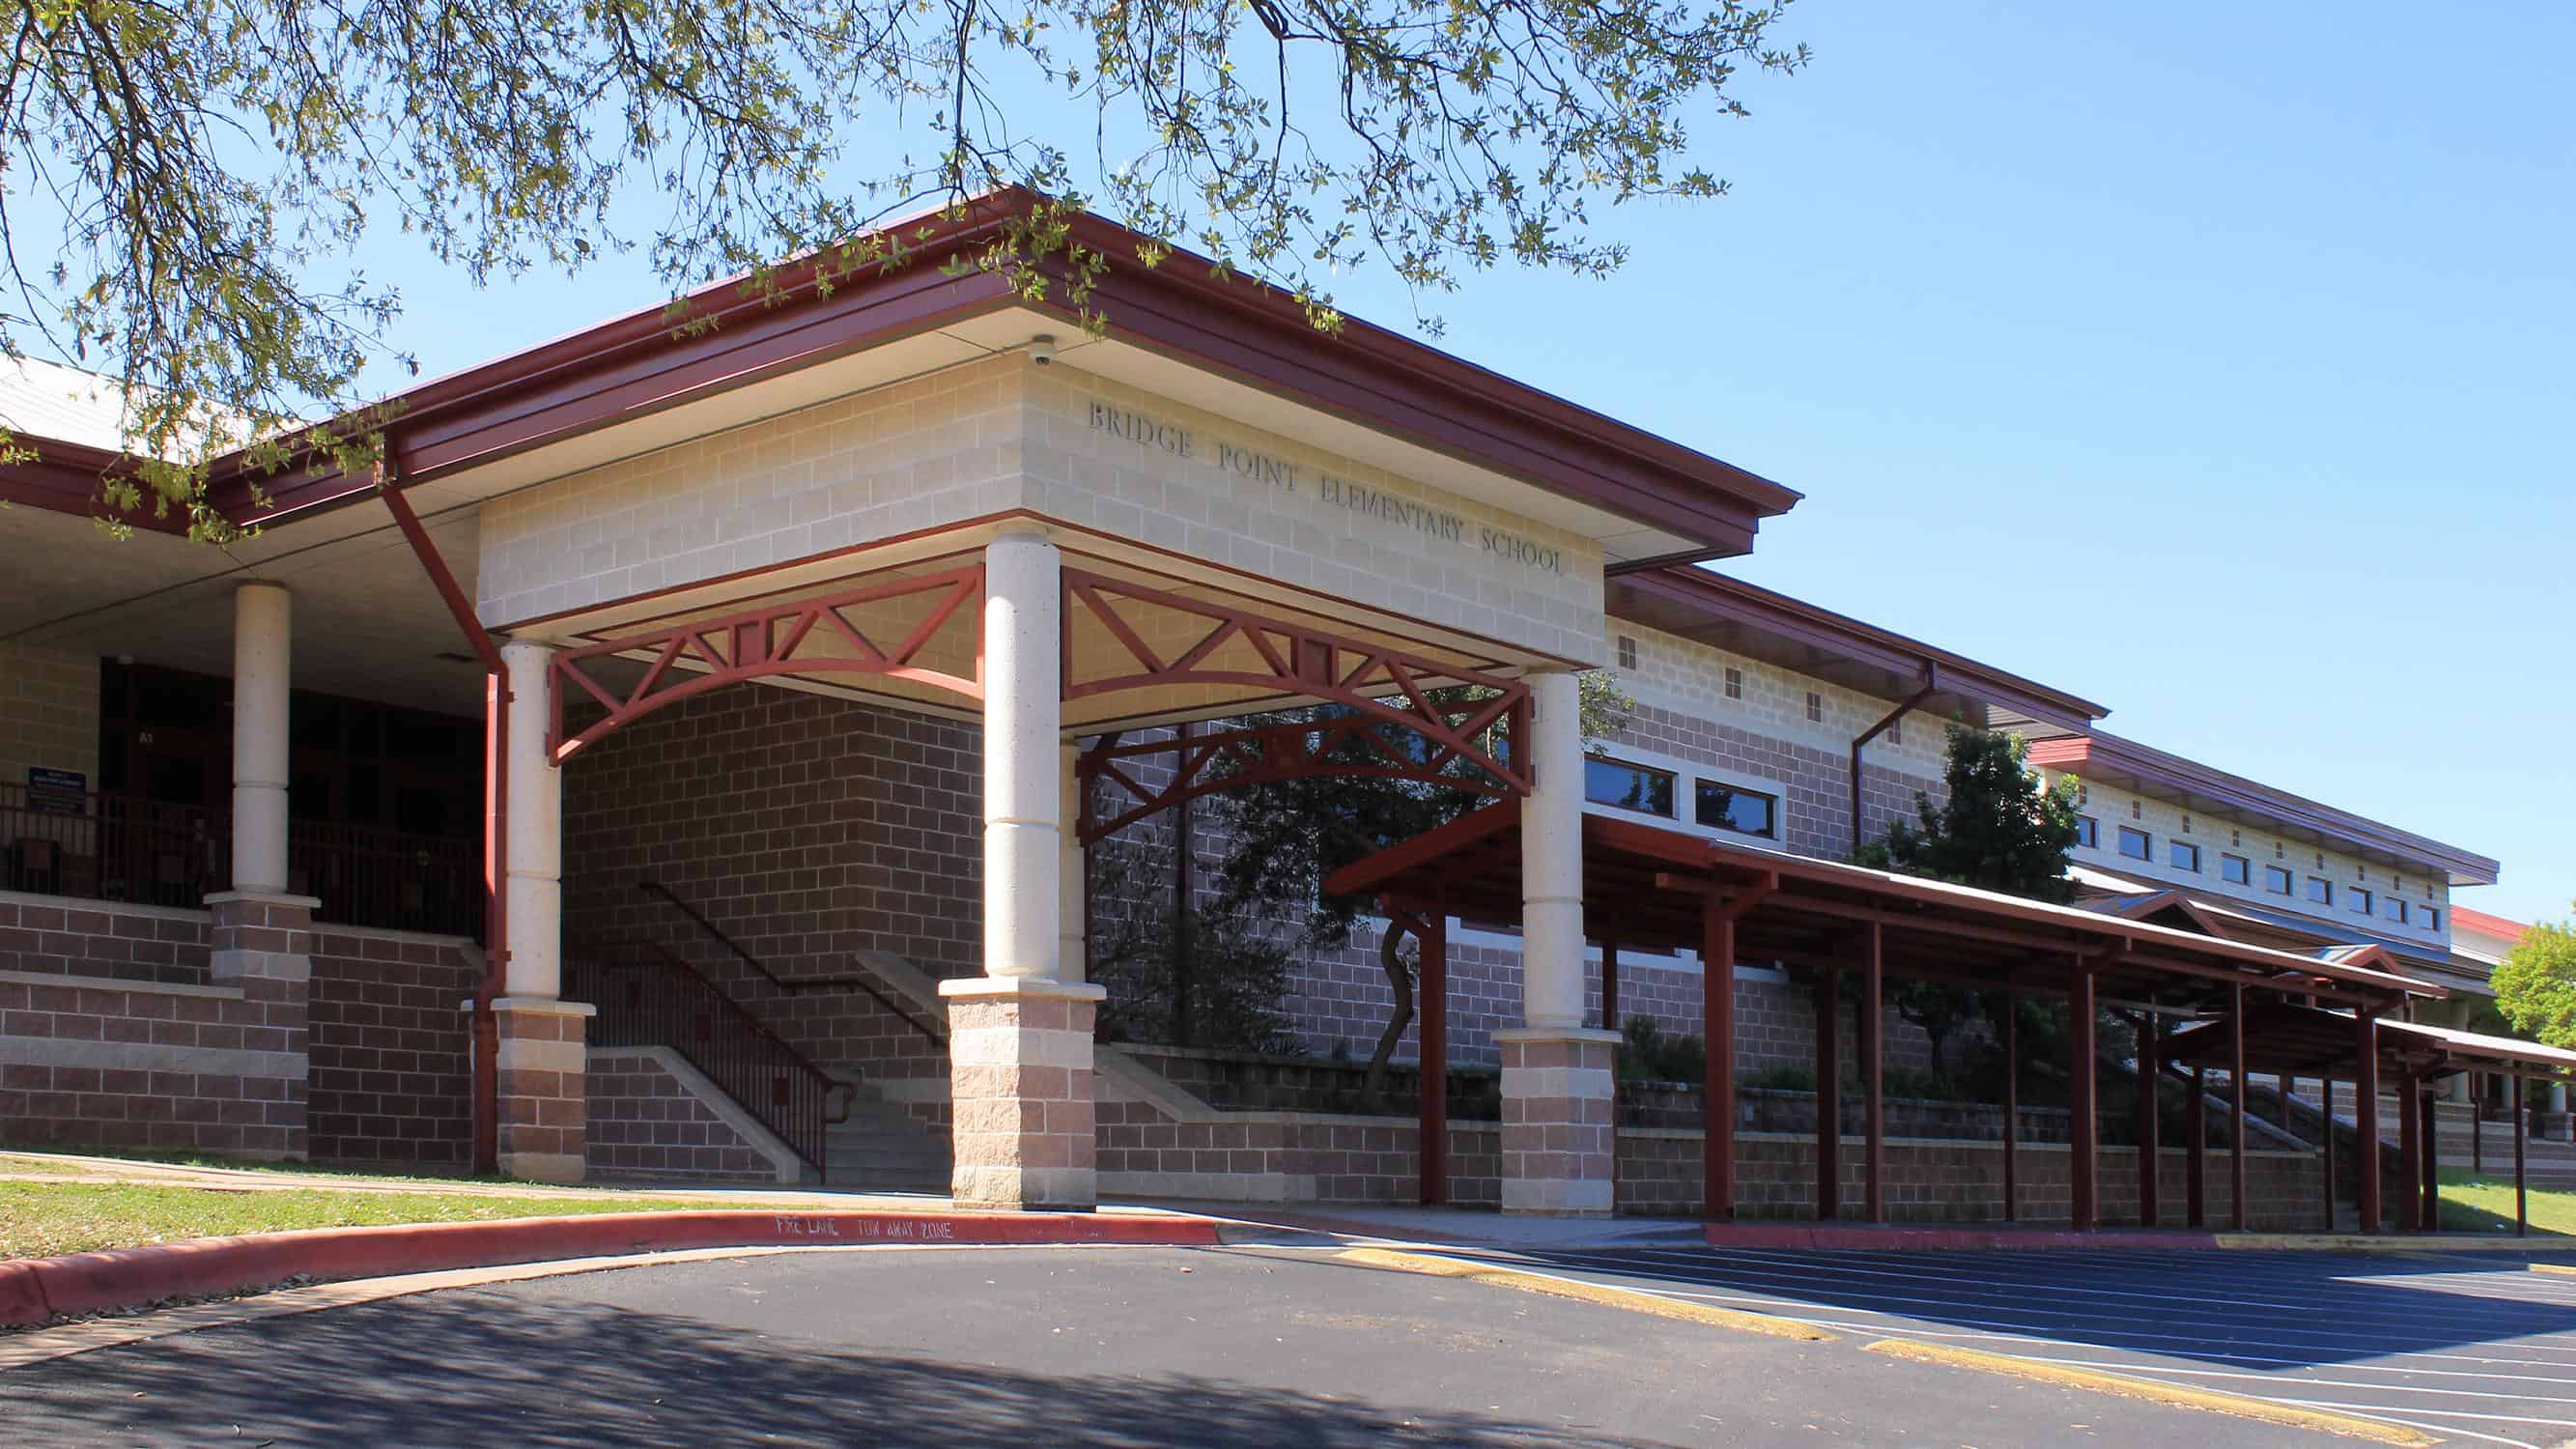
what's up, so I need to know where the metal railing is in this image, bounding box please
[0,782,481,937]
[637,879,947,1044]
[567,939,846,1172]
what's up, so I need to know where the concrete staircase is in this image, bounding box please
[823,1081,950,1192]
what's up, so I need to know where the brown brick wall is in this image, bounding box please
[0,974,304,1156]
[585,1047,781,1183]
[307,928,477,1167]
[0,895,211,985]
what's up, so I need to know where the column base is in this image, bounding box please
[1496,1026,1620,1216]
[940,976,1106,1211]
[206,892,317,1161]
[487,997,596,1184]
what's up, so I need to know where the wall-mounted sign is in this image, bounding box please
[1090,402,1568,576]
[25,766,86,815]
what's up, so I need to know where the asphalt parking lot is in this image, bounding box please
[0,1243,2366,1447]
[1436,1243,2576,1448]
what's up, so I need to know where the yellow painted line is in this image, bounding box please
[2532,1263,2576,1278]
[1862,1338,2432,1446]
[1334,1247,1831,1342]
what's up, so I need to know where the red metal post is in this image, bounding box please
[2228,981,2248,1233]
[2002,999,2019,1222]
[2396,1073,2422,1233]
[2355,1009,2382,1234]
[2070,966,2097,1231]
[2319,1076,2335,1232]
[2186,1065,2208,1228]
[2420,1089,2442,1231]
[1816,964,1841,1220]
[2513,1073,2528,1238]
[1864,922,1885,1224]
[2137,1009,2162,1229]
[2472,1071,2483,1176]
[1417,904,1449,1207]
[1704,901,1738,1223]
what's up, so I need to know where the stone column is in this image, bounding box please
[941,526,1104,1210]
[231,582,292,895]
[211,581,313,1159]
[487,638,593,1183]
[1500,667,1618,1215]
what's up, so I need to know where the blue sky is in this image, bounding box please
[346,2,2574,922]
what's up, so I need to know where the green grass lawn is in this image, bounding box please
[0,1143,608,1189]
[2437,1168,2576,1236]
[0,1180,710,1261]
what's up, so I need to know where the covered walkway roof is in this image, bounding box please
[2166,1001,2576,1085]
[1325,801,2445,1009]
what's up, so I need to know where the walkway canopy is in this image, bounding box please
[1327,800,2446,1231]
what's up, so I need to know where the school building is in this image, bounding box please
[2,194,2566,1228]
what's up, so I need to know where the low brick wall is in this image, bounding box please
[0,893,210,985]
[0,968,304,1157]
[585,1046,788,1184]
[306,927,477,1167]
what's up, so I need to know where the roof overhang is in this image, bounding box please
[0,190,1801,568]
[2027,732,2500,887]
[1603,565,2107,732]
[2166,1001,2576,1083]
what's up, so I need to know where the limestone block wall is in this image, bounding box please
[0,967,306,1158]
[305,927,478,1167]
[0,894,211,985]
[585,1046,788,1183]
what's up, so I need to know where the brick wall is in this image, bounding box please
[0,894,210,985]
[0,969,304,1157]
[0,640,98,789]
[585,1047,784,1183]
[306,927,477,1167]
[560,687,977,1081]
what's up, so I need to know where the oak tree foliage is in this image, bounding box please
[2491,905,2576,1053]
[0,0,1805,535]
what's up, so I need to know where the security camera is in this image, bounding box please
[1029,334,1058,366]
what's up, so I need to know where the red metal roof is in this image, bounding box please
[2449,905,2530,944]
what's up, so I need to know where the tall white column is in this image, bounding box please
[230,582,293,895]
[500,639,562,1000]
[1059,742,1087,984]
[980,525,1063,980]
[1520,668,1586,1030]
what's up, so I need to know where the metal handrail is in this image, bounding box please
[567,939,850,1172]
[636,879,947,1044]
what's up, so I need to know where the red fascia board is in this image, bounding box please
[2026,734,2500,885]
[0,436,191,537]
[1610,566,2108,730]
[2449,905,2529,943]
[71,188,1796,550]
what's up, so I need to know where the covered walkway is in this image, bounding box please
[1328,801,2449,1232]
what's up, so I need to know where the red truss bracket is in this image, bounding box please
[550,565,983,762]
[1076,715,1519,845]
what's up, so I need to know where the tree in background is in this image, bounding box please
[1854,725,2083,1075]
[0,0,1805,535]
[1202,672,1632,1103]
[2492,905,2576,1051]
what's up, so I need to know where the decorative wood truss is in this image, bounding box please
[1064,568,1533,843]
[549,561,1540,826]
[550,566,984,761]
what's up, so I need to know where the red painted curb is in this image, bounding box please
[1,1208,1218,1326]
[1704,1223,2222,1252]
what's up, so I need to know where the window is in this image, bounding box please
[2132,801,2143,820]
[2307,877,2333,905]
[1616,635,1637,670]
[1805,692,1823,724]
[2181,814,2193,834]
[1584,757,1675,817]
[2423,907,2442,931]
[2074,815,2099,849]
[2380,896,2408,924]
[2117,826,2152,862]
[1887,718,1902,747]
[2349,887,2373,915]
[1695,780,1779,838]
[1723,668,1742,700]
[2169,840,2201,872]
[2221,854,2250,885]
[2264,865,2293,895]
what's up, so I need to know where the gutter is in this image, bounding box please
[376,475,508,1177]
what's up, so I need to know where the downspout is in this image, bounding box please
[1849,662,1938,856]
[377,474,509,1177]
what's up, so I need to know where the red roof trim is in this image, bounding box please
[2,190,1802,553]
[2449,905,2529,944]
